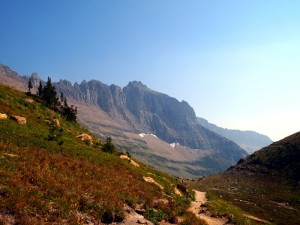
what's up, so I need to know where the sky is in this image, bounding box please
[1,0,300,141]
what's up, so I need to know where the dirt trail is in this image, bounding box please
[188,190,228,225]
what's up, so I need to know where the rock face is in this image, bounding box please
[56,80,244,147]
[0,65,20,79]
[54,79,247,170]
[0,64,43,92]
[197,117,273,154]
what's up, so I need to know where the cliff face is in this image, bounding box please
[55,79,246,160]
[0,64,247,176]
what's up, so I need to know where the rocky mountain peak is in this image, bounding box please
[0,64,20,79]
[30,72,42,86]
[127,81,147,88]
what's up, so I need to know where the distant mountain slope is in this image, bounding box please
[197,117,272,154]
[190,132,300,224]
[0,64,247,177]
[233,131,300,184]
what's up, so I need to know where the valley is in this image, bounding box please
[0,64,267,177]
[1,64,299,224]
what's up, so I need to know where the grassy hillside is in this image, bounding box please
[189,133,300,225]
[0,83,204,225]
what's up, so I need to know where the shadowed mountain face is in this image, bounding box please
[232,131,300,185]
[197,117,273,154]
[55,80,246,155]
[0,64,247,177]
[189,132,300,225]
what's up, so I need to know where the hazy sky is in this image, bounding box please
[1,0,300,141]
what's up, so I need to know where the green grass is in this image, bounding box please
[189,171,300,225]
[188,131,300,225]
[0,83,206,224]
[205,191,267,225]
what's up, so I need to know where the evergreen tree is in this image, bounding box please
[64,104,77,122]
[27,78,33,94]
[43,77,58,107]
[37,81,43,97]
[103,137,116,153]
[60,92,64,105]
[35,78,77,122]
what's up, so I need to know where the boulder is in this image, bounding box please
[119,155,140,167]
[143,176,164,190]
[25,98,34,103]
[76,133,93,145]
[0,113,8,120]
[53,119,60,127]
[11,116,26,124]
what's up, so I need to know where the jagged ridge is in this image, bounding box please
[0,64,247,176]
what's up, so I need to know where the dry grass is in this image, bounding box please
[189,171,300,225]
[0,83,205,224]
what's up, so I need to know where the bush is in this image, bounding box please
[103,137,116,153]
[47,121,64,146]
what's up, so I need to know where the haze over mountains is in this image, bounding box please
[197,117,272,154]
[0,64,273,177]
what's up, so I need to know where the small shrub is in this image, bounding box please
[101,207,124,223]
[103,137,116,153]
[145,208,168,224]
[126,151,131,158]
[47,121,64,146]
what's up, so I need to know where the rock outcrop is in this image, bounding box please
[120,155,140,167]
[55,79,247,165]
[0,113,8,120]
[11,116,26,124]
[76,133,93,145]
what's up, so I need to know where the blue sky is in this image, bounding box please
[1,0,300,141]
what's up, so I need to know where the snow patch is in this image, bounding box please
[170,142,180,148]
[150,134,158,138]
[139,133,158,138]
[139,133,146,137]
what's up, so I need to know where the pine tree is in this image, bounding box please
[103,137,116,153]
[37,81,43,97]
[27,78,33,94]
[60,92,64,105]
[43,77,58,107]
[35,78,77,122]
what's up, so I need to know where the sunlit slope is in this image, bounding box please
[0,83,204,225]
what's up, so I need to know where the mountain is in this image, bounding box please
[190,132,300,224]
[232,131,300,185]
[0,82,205,224]
[197,117,273,154]
[0,64,247,177]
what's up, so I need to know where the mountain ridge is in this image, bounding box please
[0,63,248,177]
[197,117,273,154]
